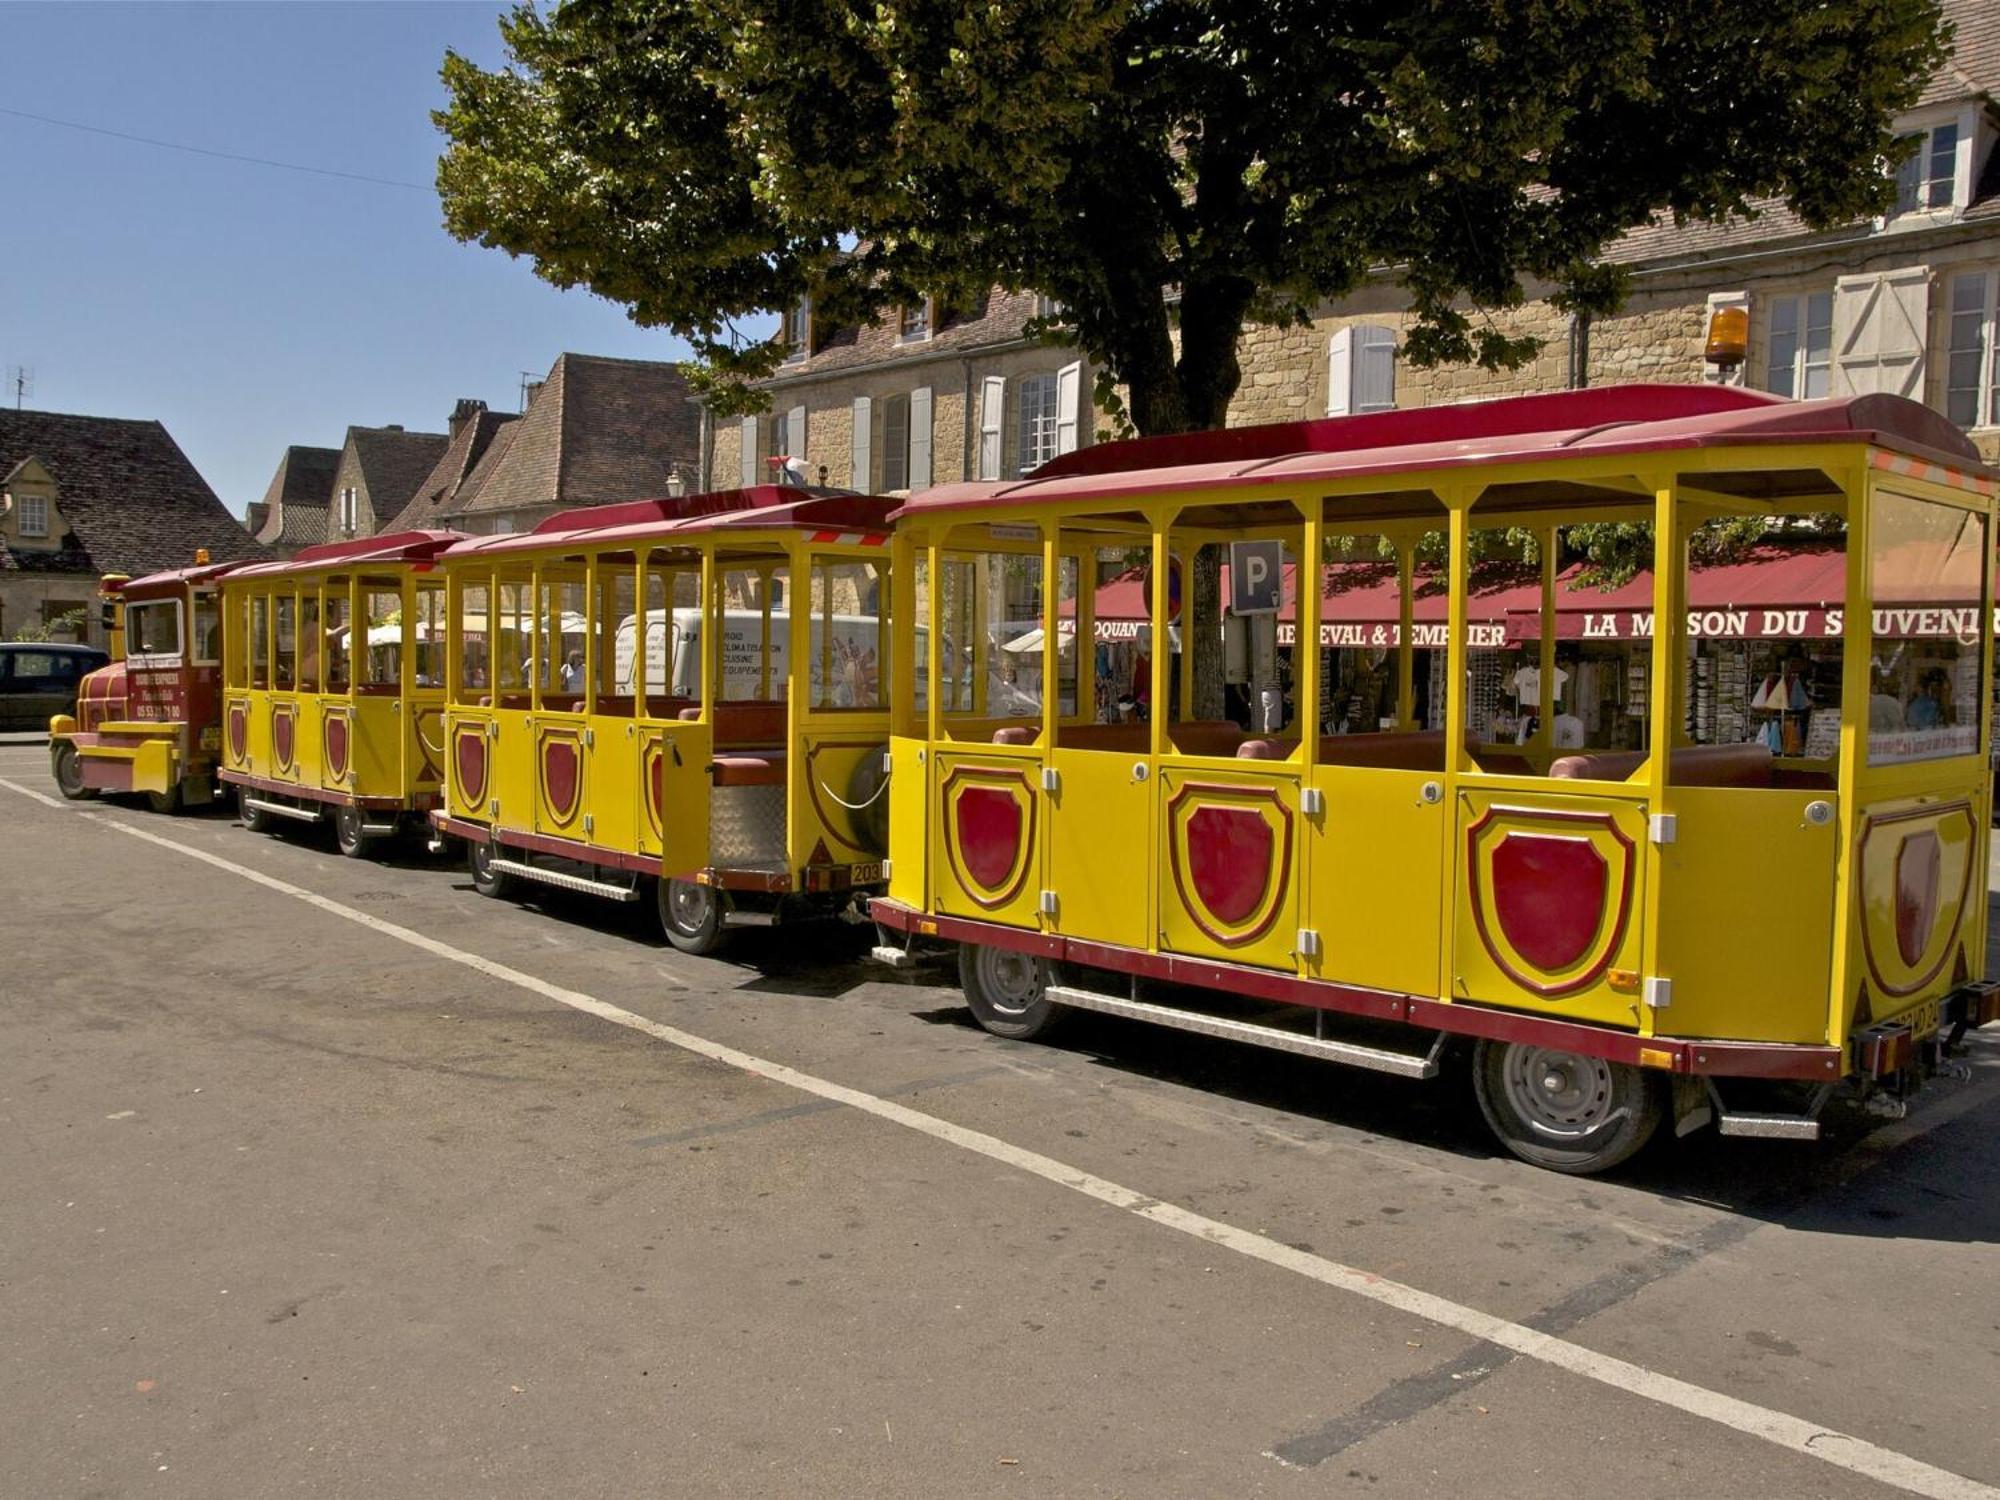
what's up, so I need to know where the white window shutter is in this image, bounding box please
[850,397,872,490]
[978,376,1006,481]
[1327,328,1354,416]
[1054,360,1082,455]
[1354,326,1397,412]
[1834,268,1929,399]
[739,415,758,487]
[787,404,807,461]
[909,386,933,491]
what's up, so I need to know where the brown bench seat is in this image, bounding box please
[1550,742,1774,787]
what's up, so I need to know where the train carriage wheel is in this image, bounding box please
[237,786,271,833]
[958,944,1069,1041]
[146,783,183,816]
[333,805,368,859]
[658,878,728,956]
[51,742,96,801]
[1471,1039,1662,1176]
[468,839,516,898]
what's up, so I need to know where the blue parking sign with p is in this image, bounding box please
[1229,540,1283,615]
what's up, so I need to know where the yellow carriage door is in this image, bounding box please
[406,579,450,802]
[531,566,592,841]
[445,572,498,824]
[632,549,711,879]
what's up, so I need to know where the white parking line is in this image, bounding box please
[4,775,1994,1500]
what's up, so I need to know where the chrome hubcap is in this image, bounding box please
[669,881,713,932]
[1502,1046,1619,1141]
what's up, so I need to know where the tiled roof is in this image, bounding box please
[772,288,1041,383]
[384,408,518,532]
[346,426,448,525]
[1918,0,2000,104]
[260,500,331,551]
[0,407,270,577]
[445,354,699,517]
[252,444,340,549]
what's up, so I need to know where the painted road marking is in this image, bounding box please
[3,777,1995,1500]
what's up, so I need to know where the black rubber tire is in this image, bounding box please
[238,786,272,833]
[146,783,183,816]
[333,805,367,859]
[468,839,516,898]
[658,877,729,956]
[51,742,96,801]
[1471,1038,1663,1176]
[958,943,1069,1041]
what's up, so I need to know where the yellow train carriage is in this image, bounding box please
[217,531,462,857]
[870,384,2000,1174]
[431,484,898,953]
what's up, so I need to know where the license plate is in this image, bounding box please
[848,861,885,885]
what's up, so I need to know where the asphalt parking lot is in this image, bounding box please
[3,734,1999,1499]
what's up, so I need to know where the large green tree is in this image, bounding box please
[437,0,1947,710]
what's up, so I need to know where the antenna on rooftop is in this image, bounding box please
[7,366,31,410]
[518,370,539,412]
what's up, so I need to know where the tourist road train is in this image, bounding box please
[44,386,2000,1173]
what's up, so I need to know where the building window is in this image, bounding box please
[1763,292,1832,399]
[338,485,359,535]
[1893,121,1960,215]
[881,394,910,490]
[1946,271,1999,429]
[782,297,810,363]
[1018,374,1060,474]
[1034,295,1065,323]
[1327,325,1396,415]
[16,495,48,537]
[898,299,932,344]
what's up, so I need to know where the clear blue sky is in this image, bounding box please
[0,1,696,519]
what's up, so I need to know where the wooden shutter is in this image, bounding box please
[978,376,1006,481]
[738,415,758,487]
[1055,361,1082,455]
[1327,328,1353,416]
[851,397,872,490]
[1353,326,1397,412]
[787,404,807,461]
[909,386,933,491]
[1834,268,1929,399]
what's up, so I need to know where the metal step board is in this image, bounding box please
[490,856,641,902]
[243,796,323,824]
[1716,1113,1821,1140]
[1044,985,1441,1079]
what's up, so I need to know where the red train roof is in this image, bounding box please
[226,529,465,579]
[116,559,254,599]
[444,489,896,560]
[899,387,1994,519]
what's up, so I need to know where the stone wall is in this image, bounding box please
[0,576,101,646]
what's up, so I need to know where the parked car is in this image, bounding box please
[0,642,110,731]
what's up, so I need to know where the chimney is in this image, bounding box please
[244,501,270,536]
[383,424,405,432]
[449,398,488,441]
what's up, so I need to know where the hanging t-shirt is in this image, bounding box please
[1510,664,1570,704]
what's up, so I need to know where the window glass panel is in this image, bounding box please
[881,396,910,491]
[538,569,586,700]
[297,593,321,691]
[192,594,221,665]
[414,582,445,687]
[362,585,400,687]
[226,594,249,688]
[324,581,350,692]
[808,555,888,710]
[1765,295,1800,397]
[627,555,668,707]
[1893,133,1923,214]
[1867,492,1986,765]
[250,594,269,689]
[128,600,182,658]
[456,579,489,694]
[1926,122,1959,207]
[1802,292,1833,399]
[495,578,530,692]
[1017,375,1059,475]
[1055,553,1081,719]
[273,594,296,687]
[717,563,781,702]
[595,562,633,704]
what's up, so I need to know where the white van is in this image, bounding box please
[613,608,899,706]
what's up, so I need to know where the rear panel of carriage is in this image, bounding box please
[432,486,898,953]
[871,385,2000,1174]
[218,531,462,856]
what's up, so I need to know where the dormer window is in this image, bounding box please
[17,495,48,538]
[782,297,811,364]
[338,485,359,536]
[1888,110,1974,219]
[898,299,932,343]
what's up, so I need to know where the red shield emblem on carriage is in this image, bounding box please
[455,727,488,809]
[272,705,296,772]
[941,767,1035,909]
[540,733,582,825]
[1894,828,1942,968]
[323,713,350,781]
[1464,808,1635,999]
[226,701,247,763]
[1165,784,1292,947]
[1490,835,1608,973]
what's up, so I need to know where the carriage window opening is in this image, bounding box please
[127,600,182,659]
[595,563,634,703]
[940,549,1040,726]
[250,594,270,689]
[457,581,491,695]
[192,594,221,665]
[1054,553,1081,720]
[495,578,531,693]
[1208,536,1297,746]
[362,586,401,687]
[323,583,350,693]
[413,582,445,688]
[808,556,887,710]
[298,594,321,692]
[537,572,587,700]
[910,554,930,714]
[715,564,779,703]
[627,559,668,706]
[1867,491,1986,766]
[225,595,248,687]
[273,594,296,687]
